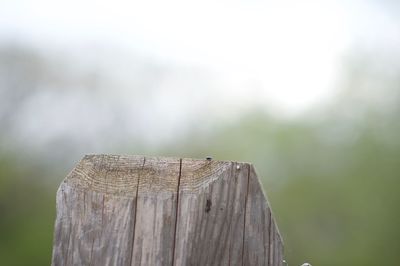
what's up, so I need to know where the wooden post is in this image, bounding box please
[51,155,284,266]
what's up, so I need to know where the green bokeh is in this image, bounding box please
[1,51,399,266]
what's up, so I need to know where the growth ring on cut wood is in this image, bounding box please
[52,154,284,266]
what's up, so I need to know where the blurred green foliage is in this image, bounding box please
[0,154,56,265]
[2,100,399,265]
[0,50,399,266]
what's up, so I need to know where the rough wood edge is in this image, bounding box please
[63,154,253,196]
[249,164,284,246]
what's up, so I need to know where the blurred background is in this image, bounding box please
[1,0,399,265]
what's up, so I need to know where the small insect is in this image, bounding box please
[205,199,212,213]
[206,156,212,161]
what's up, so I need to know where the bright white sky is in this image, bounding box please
[0,0,398,117]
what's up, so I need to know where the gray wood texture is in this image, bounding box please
[52,155,284,266]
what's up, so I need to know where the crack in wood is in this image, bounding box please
[171,158,182,266]
[128,157,145,266]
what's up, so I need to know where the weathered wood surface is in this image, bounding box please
[52,154,284,266]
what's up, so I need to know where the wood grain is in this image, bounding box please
[51,155,284,266]
[172,159,248,266]
[131,157,180,266]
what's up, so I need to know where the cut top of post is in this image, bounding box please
[66,155,244,195]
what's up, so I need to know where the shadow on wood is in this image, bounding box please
[51,155,284,266]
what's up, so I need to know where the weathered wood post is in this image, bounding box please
[52,155,284,265]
